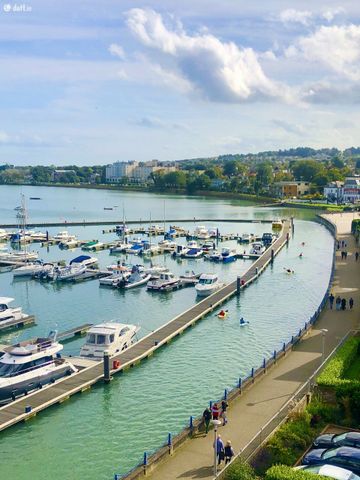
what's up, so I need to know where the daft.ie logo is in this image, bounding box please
[3,3,32,12]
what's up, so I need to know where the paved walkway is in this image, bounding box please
[148,213,360,480]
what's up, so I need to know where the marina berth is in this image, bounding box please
[179,270,200,285]
[195,273,224,297]
[208,247,237,263]
[249,242,266,256]
[193,225,210,240]
[80,323,140,359]
[0,331,77,404]
[53,231,76,242]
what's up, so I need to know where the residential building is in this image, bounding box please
[105,160,177,183]
[272,181,310,198]
[52,169,77,182]
[323,177,360,203]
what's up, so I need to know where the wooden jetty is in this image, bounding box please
[0,315,35,333]
[0,220,291,433]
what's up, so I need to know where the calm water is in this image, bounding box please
[0,186,333,480]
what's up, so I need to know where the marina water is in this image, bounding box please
[0,186,333,480]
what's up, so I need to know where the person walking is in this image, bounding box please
[203,407,212,434]
[349,297,354,310]
[212,402,220,420]
[214,435,225,466]
[341,251,344,260]
[356,252,359,262]
[336,296,341,311]
[341,298,346,310]
[345,251,348,259]
[224,440,235,465]
[329,293,335,309]
[221,400,228,426]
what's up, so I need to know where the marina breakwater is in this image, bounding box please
[0,221,292,433]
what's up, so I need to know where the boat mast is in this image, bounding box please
[16,194,28,257]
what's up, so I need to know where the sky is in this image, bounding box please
[0,0,360,165]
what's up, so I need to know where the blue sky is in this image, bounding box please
[0,0,360,165]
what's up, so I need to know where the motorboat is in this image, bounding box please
[54,231,76,242]
[80,323,140,358]
[142,244,161,257]
[70,255,98,268]
[179,270,200,285]
[56,263,87,281]
[0,250,39,263]
[148,225,164,235]
[30,231,48,242]
[182,241,203,258]
[0,297,31,328]
[158,239,177,252]
[195,274,224,297]
[0,331,77,404]
[193,226,210,240]
[262,233,276,246]
[249,242,266,255]
[125,243,144,255]
[118,266,151,289]
[201,241,216,252]
[115,224,130,236]
[239,233,254,243]
[59,239,78,249]
[13,261,45,277]
[208,227,218,238]
[272,220,283,230]
[110,243,128,253]
[144,265,169,278]
[99,270,130,287]
[82,240,101,251]
[147,272,180,292]
[209,247,237,263]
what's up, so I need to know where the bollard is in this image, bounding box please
[255,267,258,275]
[273,350,277,361]
[224,388,227,400]
[286,232,289,243]
[283,342,286,352]
[238,377,242,389]
[262,358,266,369]
[305,322,308,330]
[25,405,32,414]
[271,249,274,263]
[154,341,158,346]
[291,336,294,344]
[251,367,254,378]
[298,328,302,337]
[236,276,241,296]
[143,452,148,466]
[189,416,194,430]
[103,351,112,383]
[168,432,172,447]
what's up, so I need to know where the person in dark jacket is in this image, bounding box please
[224,440,235,464]
[329,293,335,309]
[203,407,212,434]
[221,400,228,426]
[336,296,341,311]
[341,298,346,310]
[349,297,354,310]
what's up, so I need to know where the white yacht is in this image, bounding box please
[144,265,168,278]
[54,231,77,242]
[80,323,140,358]
[13,261,45,277]
[179,270,200,285]
[0,297,31,328]
[158,239,177,252]
[194,226,210,240]
[0,229,8,241]
[0,250,39,263]
[182,240,203,258]
[118,266,151,289]
[147,272,180,292]
[56,263,87,281]
[249,242,266,255]
[195,274,225,297]
[70,255,98,268]
[0,331,77,404]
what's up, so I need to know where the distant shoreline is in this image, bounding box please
[0,182,277,205]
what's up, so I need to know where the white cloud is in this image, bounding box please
[322,7,345,22]
[279,9,312,26]
[125,8,289,103]
[109,43,126,59]
[286,25,360,81]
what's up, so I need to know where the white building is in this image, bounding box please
[105,160,177,183]
[324,177,360,203]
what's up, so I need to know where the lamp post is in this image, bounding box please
[212,419,222,477]
[321,329,328,364]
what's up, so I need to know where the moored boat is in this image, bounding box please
[0,297,31,328]
[80,323,140,358]
[147,272,180,292]
[195,273,224,297]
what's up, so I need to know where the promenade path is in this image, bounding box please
[148,213,360,480]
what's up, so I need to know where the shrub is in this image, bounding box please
[223,459,260,480]
[306,398,341,424]
[265,464,327,480]
[317,337,360,397]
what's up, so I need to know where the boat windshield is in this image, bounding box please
[119,327,130,336]
[199,278,215,285]
[0,356,53,377]
[0,304,9,312]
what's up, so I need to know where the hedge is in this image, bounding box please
[265,465,327,480]
[223,460,260,480]
[352,219,360,235]
[317,337,360,397]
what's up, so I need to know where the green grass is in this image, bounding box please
[344,355,360,380]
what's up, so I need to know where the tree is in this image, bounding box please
[31,166,53,183]
[256,163,273,187]
[332,156,345,169]
[163,171,187,189]
[223,160,240,176]
[291,160,323,181]
[0,169,25,184]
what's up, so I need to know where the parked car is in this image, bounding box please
[302,447,360,474]
[313,433,360,450]
[297,464,360,479]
